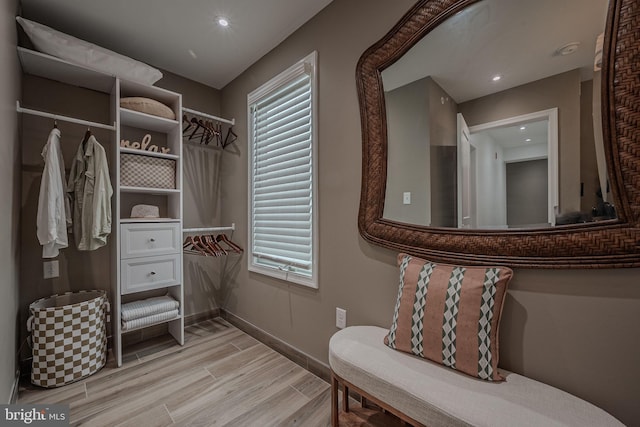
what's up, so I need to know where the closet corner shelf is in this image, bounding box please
[183,224,235,233]
[182,107,235,126]
[120,218,181,224]
[120,108,180,132]
[17,47,115,94]
[120,147,179,160]
[120,186,180,195]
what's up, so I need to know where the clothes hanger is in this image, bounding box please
[223,127,237,148]
[203,234,226,256]
[214,122,223,147]
[199,120,213,145]
[81,127,91,150]
[189,117,207,143]
[182,114,194,133]
[216,233,243,253]
[53,119,58,129]
[193,235,217,256]
[183,236,208,256]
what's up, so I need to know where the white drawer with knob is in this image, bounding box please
[121,223,180,259]
[121,254,181,294]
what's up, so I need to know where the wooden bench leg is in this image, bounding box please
[331,374,339,427]
[342,383,349,413]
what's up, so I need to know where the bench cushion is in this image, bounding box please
[329,326,623,427]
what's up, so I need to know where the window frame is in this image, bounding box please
[247,51,318,288]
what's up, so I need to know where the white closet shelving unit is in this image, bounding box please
[18,46,185,367]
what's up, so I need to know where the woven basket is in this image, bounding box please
[28,290,109,388]
[121,152,176,189]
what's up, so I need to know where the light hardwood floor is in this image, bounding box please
[19,318,333,427]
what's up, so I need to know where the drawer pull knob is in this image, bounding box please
[149,238,156,242]
[150,271,156,276]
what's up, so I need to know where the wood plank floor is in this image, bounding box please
[19,318,334,427]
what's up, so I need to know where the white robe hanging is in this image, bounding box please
[36,128,70,258]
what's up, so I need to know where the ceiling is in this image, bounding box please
[382,0,609,103]
[479,119,548,150]
[20,0,334,89]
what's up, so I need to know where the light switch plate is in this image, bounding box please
[403,192,411,205]
[43,260,59,279]
[336,307,347,329]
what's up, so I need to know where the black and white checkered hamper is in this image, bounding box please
[27,290,109,388]
[121,152,176,189]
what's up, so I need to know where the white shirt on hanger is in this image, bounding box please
[36,128,70,258]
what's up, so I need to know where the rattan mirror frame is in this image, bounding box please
[357,0,640,268]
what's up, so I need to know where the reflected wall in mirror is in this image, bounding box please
[357,0,640,267]
[382,0,615,229]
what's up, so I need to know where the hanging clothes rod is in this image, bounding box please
[16,101,117,131]
[182,107,235,126]
[183,223,235,233]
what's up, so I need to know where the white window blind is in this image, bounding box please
[248,52,317,288]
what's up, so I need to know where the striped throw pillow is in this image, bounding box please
[384,253,513,381]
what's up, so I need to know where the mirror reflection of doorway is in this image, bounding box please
[457,109,558,229]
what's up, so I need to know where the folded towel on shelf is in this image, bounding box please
[121,309,179,331]
[121,295,179,321]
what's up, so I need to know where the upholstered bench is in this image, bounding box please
[329,325,624,427]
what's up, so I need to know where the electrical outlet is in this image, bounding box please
[336,307,347,329]
[43,260,59,279]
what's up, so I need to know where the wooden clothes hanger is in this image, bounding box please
[183,235,210,256]
[203,235,227,256]
[216,233,243,253]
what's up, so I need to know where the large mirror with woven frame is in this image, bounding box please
[357,0,640,268]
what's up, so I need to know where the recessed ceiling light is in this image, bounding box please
[217,17,229,27]
[520,126,526,131]
[492,75,502,82]
[525,138,532,142]
[188,49,197,59]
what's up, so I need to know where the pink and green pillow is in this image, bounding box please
[385,253,513,381]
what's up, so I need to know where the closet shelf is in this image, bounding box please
[120,186,180,195]
[120,108,180,132]
[120,314,182,334]
[120,147,179,160]
[183,107,234,126]
[183,224,235,233]
[120,218,181,224]
[18,47,114,93]
[16,101,116,131]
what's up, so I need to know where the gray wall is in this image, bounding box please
[384,78,431,225]
[219,0,640,424]
[427,77,458,227]
[459,70,582,215]
[506,159,548,226]
[0,0,21,403]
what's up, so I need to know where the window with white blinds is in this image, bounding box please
[248,52,318,288]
